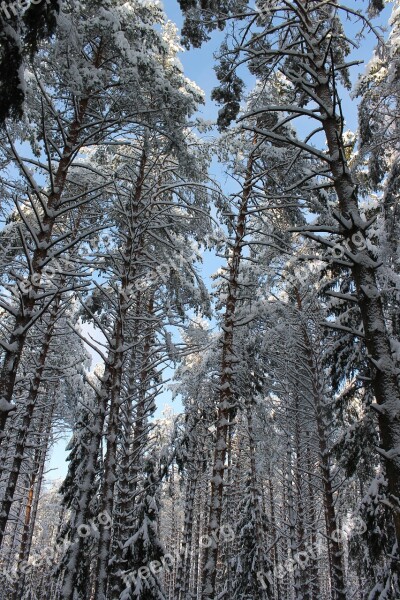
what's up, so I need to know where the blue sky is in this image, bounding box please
[163,1,223,122]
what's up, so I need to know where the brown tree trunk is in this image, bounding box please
[201,149,255,600]
[321,92,400,549]
[286,425,303,600]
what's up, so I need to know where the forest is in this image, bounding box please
[0,0,399,598]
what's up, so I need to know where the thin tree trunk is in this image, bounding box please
[294,394,309,600]
[108,350,137,595]
[224,429,233,597]
[280,452,290,600]
[201,149,255,600]
[286,423,303,600]
[93,312,126,600]
[175,462,200,600]
[268,467,281,600]
[305,435,321,600]
[246,401,271,598]
[315,397,347,600]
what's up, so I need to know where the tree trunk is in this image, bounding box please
[267,467,281,600]
[175,462,200,600]
[286,425,303,600]
[0,40,105,441]
[305,435,321,600]
[293,394,309,600]
[201,149,255,600]
[246,401,272,598]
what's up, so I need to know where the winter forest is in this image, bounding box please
[1,0,400,598]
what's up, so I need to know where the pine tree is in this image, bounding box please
[120,455,167,600]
